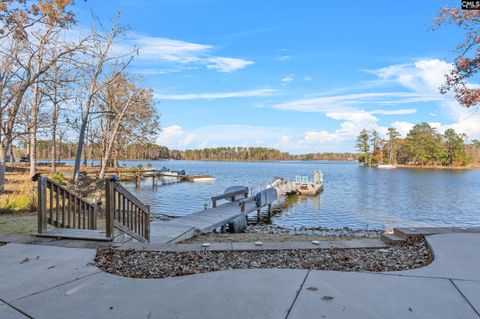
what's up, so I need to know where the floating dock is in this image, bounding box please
[271,170,324,196]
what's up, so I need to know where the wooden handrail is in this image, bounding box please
[36,176,97,233]
[36,174,150,242]
[106,177,150,242]
[112,182,150,212]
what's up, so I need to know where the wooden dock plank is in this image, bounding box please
[149,196,262,244]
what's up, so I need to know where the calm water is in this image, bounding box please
[101,160,480,230]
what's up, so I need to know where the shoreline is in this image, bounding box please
[395,164,480,170]
[24,159,480,168]
[32,158,357,163]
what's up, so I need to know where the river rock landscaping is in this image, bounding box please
[183,224,383,244]
[246,224,382,238]
[94,238,432,279]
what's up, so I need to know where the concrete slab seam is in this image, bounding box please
[0,297,35,319]
[285,270,310,319]
[449,279,480,317]
[373,271,480,283]
[10,271,103,303]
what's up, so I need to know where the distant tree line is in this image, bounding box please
[356,123,480,167]
[21,142,358,162]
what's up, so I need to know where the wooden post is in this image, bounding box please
[212,199,217,208]
[37,177,47,233]
[105,179,114,239]
[135,174,140,188]
[257,209,260,223]
[267,204,272,219]
[152,175,156,188]
[89,204,97,230]
[144,205,151,242]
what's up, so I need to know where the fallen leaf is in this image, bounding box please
[20,257,29,264]
[48,266,55,270]
[321,295,334,301]
[306,287,318,291]
[36,256,40,260]
[409,307,413,312]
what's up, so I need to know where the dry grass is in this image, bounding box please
[1,166,39,213]
[1,163,112,235]
[0,212,37,235]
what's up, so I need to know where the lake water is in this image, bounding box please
[107,160,480,230]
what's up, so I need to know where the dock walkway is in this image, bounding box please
[149,197,260,244]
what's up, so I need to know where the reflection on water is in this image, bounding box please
[102,160,480,229]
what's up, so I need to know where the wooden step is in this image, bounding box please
[36,229,112,241]
[380,233,406,245]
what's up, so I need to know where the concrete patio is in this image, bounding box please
[0,233,479,318]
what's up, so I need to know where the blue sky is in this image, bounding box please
[73,0,478,153]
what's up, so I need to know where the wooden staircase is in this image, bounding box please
[35,176,150,243]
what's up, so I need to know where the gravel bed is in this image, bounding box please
[95,238,432,279]
[183,225,383,243]
[246,224,383,238]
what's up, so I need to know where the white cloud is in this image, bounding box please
[206,57,255,73]
[303,75,313,81]
[390,121,415,137]
[271,92,434,113]
[156,124,293,150]
[370,59,480,140]
[275,55,291,61]
[154,88,277,100]
[372,108,417,115]
[326,111,379,124]
[281,74,294,83]
[371,59,453,93]
[156,125,196,148]
[116,32,254,73]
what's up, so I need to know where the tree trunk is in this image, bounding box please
[51,100,58,173]
[29,121,38,177]
[0,145,6,193]
[73,66,102,181]
[29,47,43,178]
[73,113,88,181]
[9,144,15,162]
[99,114,126,180]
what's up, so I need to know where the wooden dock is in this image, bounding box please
[149,191,264,244]
[79,169,214,186]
